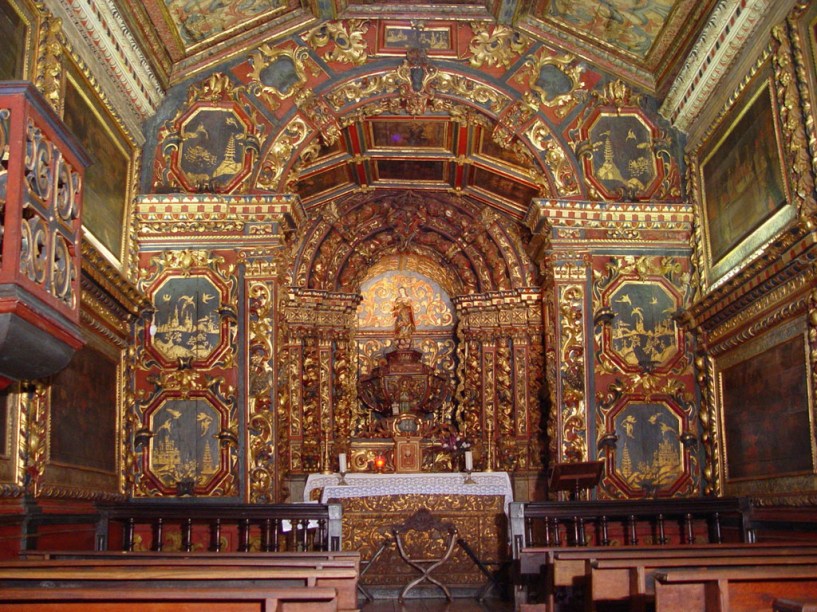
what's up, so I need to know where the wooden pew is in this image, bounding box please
[0,564,360,611]
[590,552,817,609]
[20,549,361,571]
[655,565,817,612]
[522,543,817,612]
[510,497,753,607]
[0,585,339,611]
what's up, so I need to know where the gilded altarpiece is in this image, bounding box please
[279,290,361,480]
[453,291,545,477]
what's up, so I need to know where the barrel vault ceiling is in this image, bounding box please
[70,1,753,218]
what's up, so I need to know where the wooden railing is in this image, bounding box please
[95,502,343,553]
[509,496,753,557]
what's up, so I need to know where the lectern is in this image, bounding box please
[548,460,604,500]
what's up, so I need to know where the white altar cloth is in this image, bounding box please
[304,471,514,513]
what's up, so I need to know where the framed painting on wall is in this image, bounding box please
[45,345,120,494]
[696,57,794,288]
[715,317,816,495]
[0,0,32,81]
[62,61,136,271]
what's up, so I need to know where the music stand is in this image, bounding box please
[549,460,604,500]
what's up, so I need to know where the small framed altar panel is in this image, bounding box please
[395,438,421,473]
[715,317,816,495]
[62,60,136,272]
[696,56,794,289]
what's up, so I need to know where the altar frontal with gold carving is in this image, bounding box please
[306,472,513,589]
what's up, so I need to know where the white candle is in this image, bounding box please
[464,451,473,471]
[339,453,347,473]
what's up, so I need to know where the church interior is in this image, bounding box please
[1,0,817,608]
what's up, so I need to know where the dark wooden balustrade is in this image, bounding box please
[95,502,342,553]
[510,496,752,556]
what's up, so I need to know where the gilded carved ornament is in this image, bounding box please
[468,22,531,69]
[559,283,588,463]
[304,20,370,66]
[34,13,63,112]
[514,49,586,118]
[771,22,816,224]
[247,44,317,111]
[19,383,48,497]
[525,120,580,196]
[257,117,310,191]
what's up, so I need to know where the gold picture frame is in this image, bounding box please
[62,59,136,272]
[692,53,796,291]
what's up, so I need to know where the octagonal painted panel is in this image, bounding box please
[606,399,689,497]
[148,274,227,367]
[584,111,659,198]
[148,396,224,491]
[172,106,254,192]
[605,280,680,373]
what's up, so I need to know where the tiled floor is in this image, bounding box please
[360,597,514,611]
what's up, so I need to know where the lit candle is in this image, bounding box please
[375,455,385,471]
[339,453,347,473]
[464,451,473,472]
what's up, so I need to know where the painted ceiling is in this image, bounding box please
[110,0,719,221]
[128,0,716,93]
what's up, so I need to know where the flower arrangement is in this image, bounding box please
[429,424,470,471]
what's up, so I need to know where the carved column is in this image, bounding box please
[453,291,545,473]
[280,290,362,479]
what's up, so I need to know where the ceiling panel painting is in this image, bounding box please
[162,0,287,48]
[469,166,539,215]
[366,119,454,153]
[375,159,450,184]
[545,0,677,59]
[296,164,355,200]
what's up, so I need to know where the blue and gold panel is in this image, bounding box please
[605,280,680,373]
[147,272,230,369]
[581,110,660,199]
[603,397,690,497]
[173,106,255,191]
[147,397,223,492]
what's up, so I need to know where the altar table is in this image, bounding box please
[303,472,513,591]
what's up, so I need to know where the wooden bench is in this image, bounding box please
[0,563,360,611]
[774,599,817,612]
[655,565,817,612]
[0,585,339,611]
[510,497,753,607]
[521,543,817,611]
[590,552,817,609]
[19,549,361,572]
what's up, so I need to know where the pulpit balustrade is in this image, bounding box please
[96,502,342,553]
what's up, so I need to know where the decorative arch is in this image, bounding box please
[289,190,540,295]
